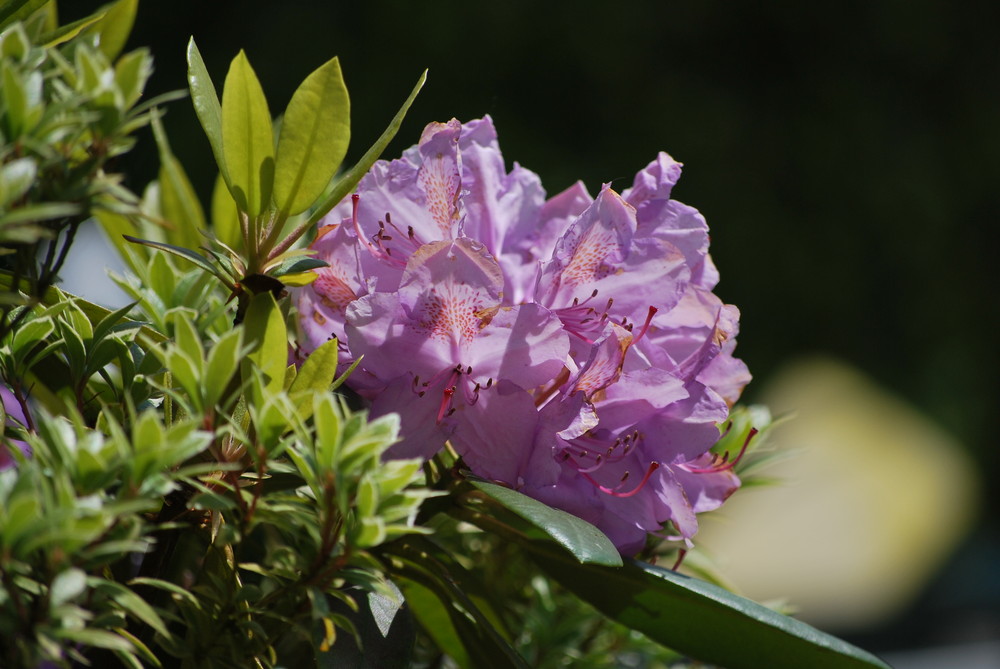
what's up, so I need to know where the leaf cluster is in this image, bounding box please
[0,0,173,338]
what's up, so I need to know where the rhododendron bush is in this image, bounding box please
[0,2,889,667]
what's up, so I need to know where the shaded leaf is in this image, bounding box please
[530,551,891,669]
[462,480,622,567]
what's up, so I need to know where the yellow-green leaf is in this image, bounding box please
[210,171,242,253]
[87,0,138,61]
[221,50,274,218]
[273,56,350,216]
[242,292,286,402]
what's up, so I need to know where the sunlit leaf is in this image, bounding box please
[273,56,350,216]
[306,69,426,227]
[221,50,274,217]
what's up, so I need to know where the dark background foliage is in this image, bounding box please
[65,0,1000,656]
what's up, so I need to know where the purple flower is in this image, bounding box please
[296,116,750,555]
[1,384,32,469]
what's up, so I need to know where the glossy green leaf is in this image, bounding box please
[530,552,891,669]
[463,480,623,567]
[306,69,426,227]
[221,50,274,217]
[187,38,229,187]
[242,291,286,401]
[273,56,350,216]
[266,255,327,278]
[152,115,206,251]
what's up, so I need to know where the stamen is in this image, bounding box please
[580,461,660,498]
[680,427,757,474]
[632,306,659,344]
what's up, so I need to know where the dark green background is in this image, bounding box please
[68,0,1000,655]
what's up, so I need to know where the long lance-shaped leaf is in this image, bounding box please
[221,50,274,218]
[122,235,236,291]
[0,0,47,30]
[306,69,426,227]
[273,56,350,217]
[268,69,427,260]
[187,38,229,188]
[530,550,892,669]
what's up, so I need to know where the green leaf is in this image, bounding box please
[0,158,37,207]
[50,567,87,607]
[242,291,287,402]
[89,0,138,61]
[41,10,105,48]
[462,480,623,567]
[203,328,242,409]
[221,50,274,217]
[273,56,350,216]
[0,0,48,32]
[187,37,229,188]
[88,577,172,639]
[386,538,528,669]
[266,255,327,278]
[152,114,206,251]
[307,69,426,227]
[288,336,339,414]
[122,235,235,291]
[210,171,242,252]
[396,577,471,668]
[530,553,891,669]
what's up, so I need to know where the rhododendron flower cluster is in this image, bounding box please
[296,117,750,554]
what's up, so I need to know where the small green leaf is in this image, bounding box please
[221,50,274,217]
[50,568,87,607]
[187,37,229,187]
[307,69,426,227]
[89,0,138,61]
[273,56,350,216]
[242,291,287,402]
[203,328,242,409]
[531,553,891,669]
[464,480,623,567]
[266,256,327,278]
[122,235,235,290]
[0,158,36,207]
[289,337,339,415]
